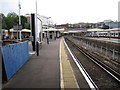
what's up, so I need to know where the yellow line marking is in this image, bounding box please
[60,38,64,89]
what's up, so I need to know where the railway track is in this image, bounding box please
[72,36,120,64]
[64,37,120,89]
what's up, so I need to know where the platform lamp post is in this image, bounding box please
[18,0,22,41]
[36,0,42,56]
[35,0,39,56]
[46,17,51,42]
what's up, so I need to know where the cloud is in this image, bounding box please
[0,0,18,15]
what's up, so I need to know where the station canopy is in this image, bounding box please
[10,29,31,32]
[68,30,81,33]
[43,28,64,33]
[87,28,104,32]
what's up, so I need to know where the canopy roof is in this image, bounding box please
[10,29,31,32]
[43,28,64,32]
[87,28,104,32]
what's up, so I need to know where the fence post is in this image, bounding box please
[92,43,94,50]
[112,49,115,60]
[95,44,97,51]
[86,41,88,47]
[81,40,83,46]
[106,47,107,56]
[88,42,89,48]
[101,46,102,53]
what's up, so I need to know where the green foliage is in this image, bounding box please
[20,15,30,29]
[0,12,30,30]
[101,24,110,29]
[0,13,7,29]
[21,15,27,29]
[0,14,2,33]
[7,12,18,17]
[24,23,30,29]
[5,12,19,30]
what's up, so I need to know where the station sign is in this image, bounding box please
[13,25,22,30]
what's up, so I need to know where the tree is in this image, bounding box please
[101,24,110,29]
[5,12,19,30]
[21,16,26,28]
[24,23,30,29]
[0,14,2,34]
[1,12,30,33]
[0,13,7,29]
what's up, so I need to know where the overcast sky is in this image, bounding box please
[0,0,120,24]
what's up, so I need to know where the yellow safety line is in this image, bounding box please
[60,38,64,89]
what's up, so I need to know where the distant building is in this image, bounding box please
[95,22,104,28]
[104,21,120,28]
[55,24,69,30]
[55,20,120,31]
[37,15,54,29]
[55,22,104,30]
[25,14,54,29]
[103,19,113,23]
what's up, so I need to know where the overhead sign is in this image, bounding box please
[13,25,22,30]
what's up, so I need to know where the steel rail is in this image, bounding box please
[65,37,120,83]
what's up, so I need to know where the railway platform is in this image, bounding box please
[89,37,120,43]
[2,38,79,89]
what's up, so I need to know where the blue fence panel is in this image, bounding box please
[1,41,29,80]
